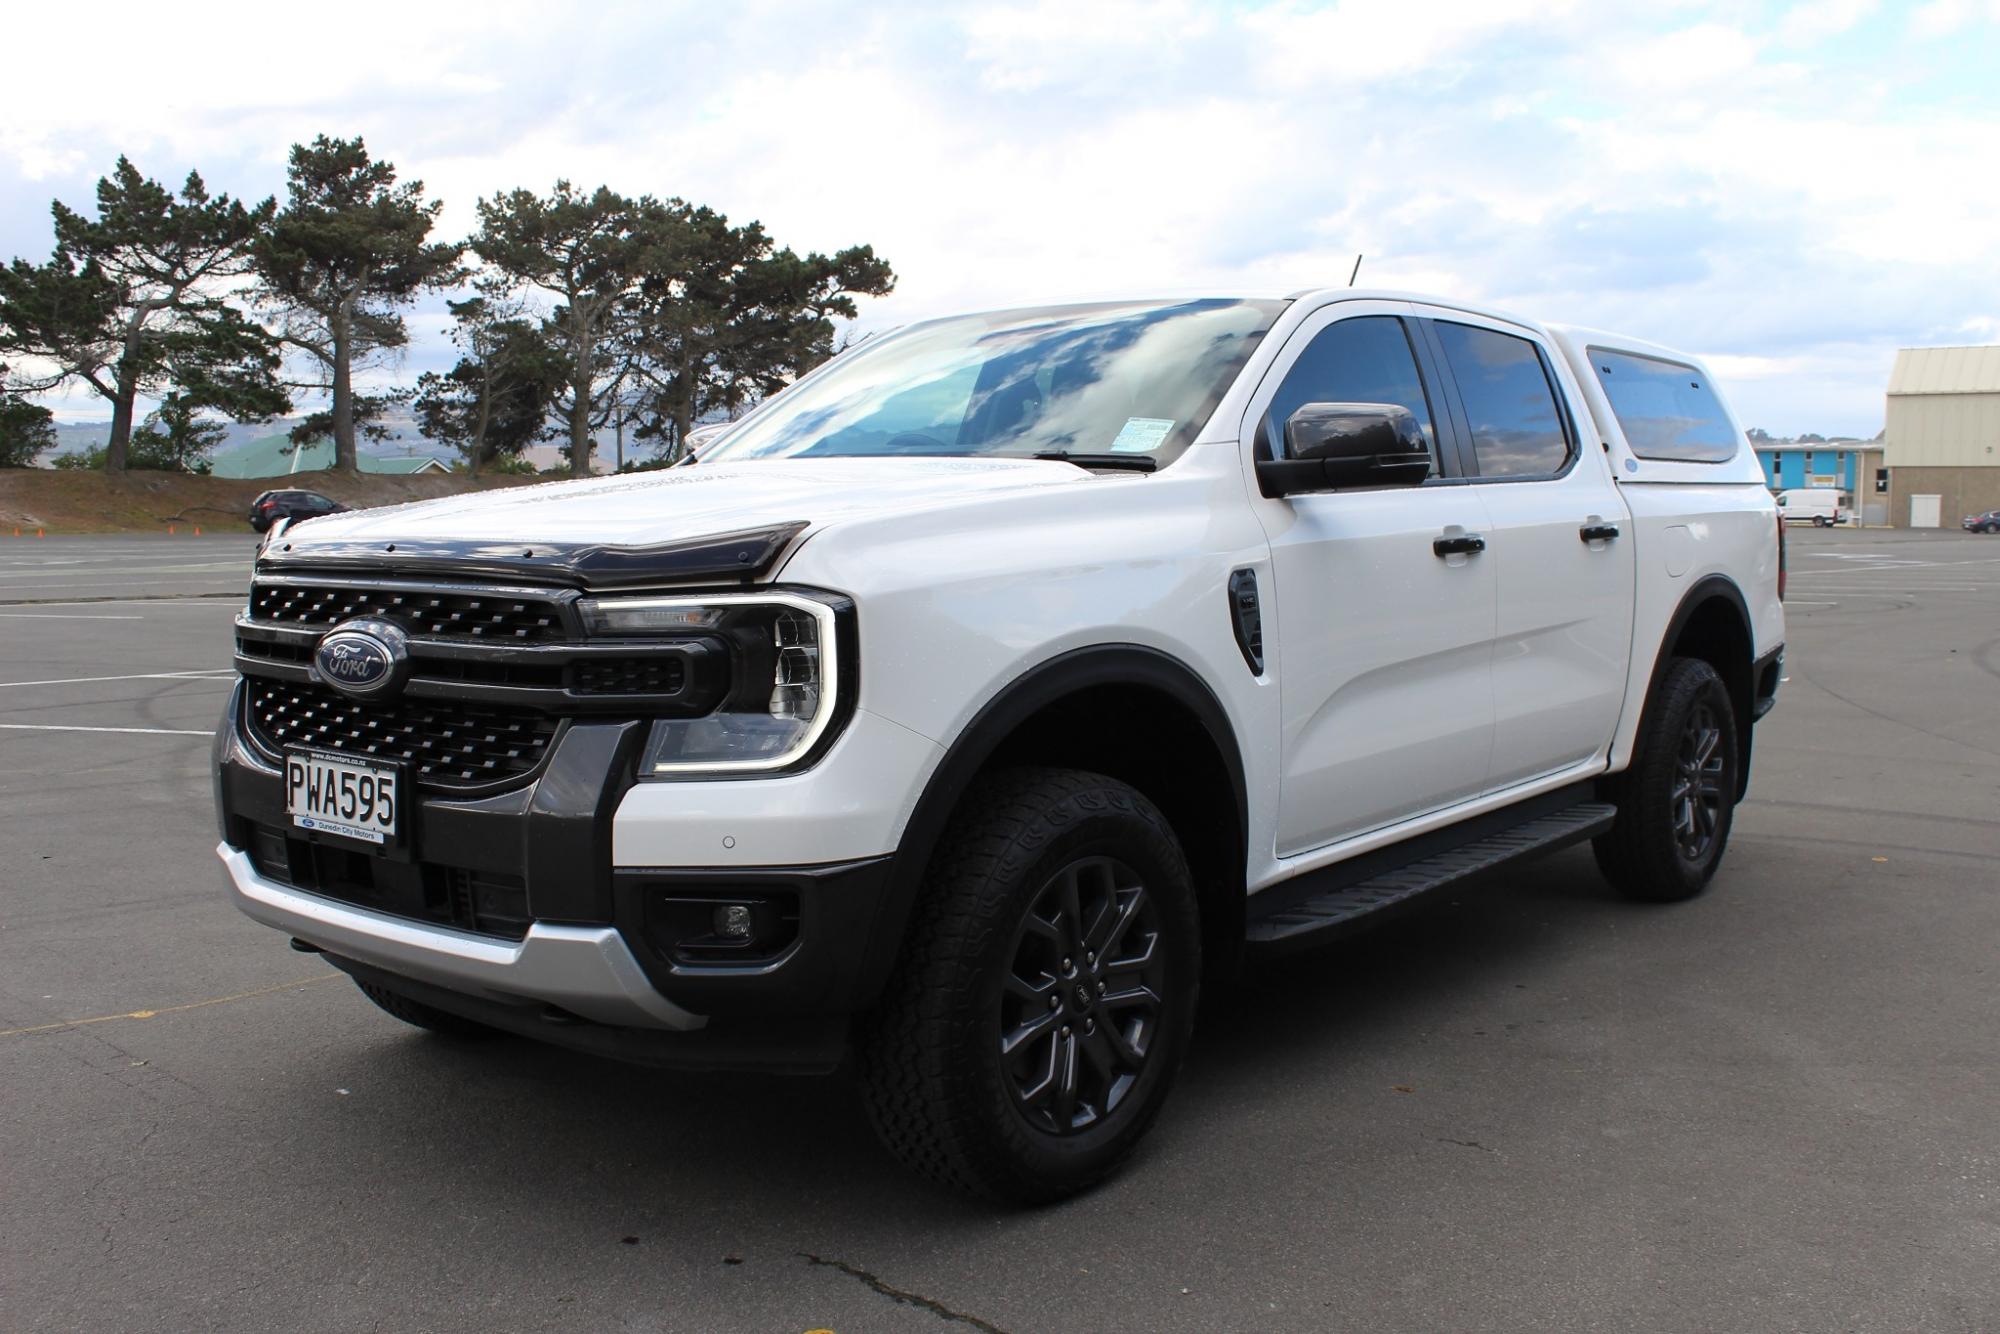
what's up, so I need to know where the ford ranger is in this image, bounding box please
[214,291,1785,1201]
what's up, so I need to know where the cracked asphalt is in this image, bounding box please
[2,528,1996,1332]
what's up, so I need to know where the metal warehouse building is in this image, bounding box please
[1886,345,2000,527]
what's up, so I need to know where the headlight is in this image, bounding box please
[578,590,849,776]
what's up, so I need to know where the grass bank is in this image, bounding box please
[0,467,541,534]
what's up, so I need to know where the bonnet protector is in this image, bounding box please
[257,521,811,590]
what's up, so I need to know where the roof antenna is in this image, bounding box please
[1348,254,1364,287]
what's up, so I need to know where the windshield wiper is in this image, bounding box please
[1031,451,1158,473]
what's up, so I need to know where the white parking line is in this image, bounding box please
[1792,556,2000,576]
[0,597,242,609]
[0,577,250,594]
[0,723,211,736]
[0,613,144,620]
[0,670,236,689]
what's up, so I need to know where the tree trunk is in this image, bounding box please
[469,372,492,477]
[673,399,694,466]
[104,364,139,474]
[614,402,624,471]
[568,387,591,477]
[331,311,356,472]
[569,335,593,478]
[103,309,154,474]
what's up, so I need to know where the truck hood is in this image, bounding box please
[279,456,1092,555]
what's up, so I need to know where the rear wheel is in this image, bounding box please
[859,768,1201,1203]
[1594,657,1740,902]
[352,977,499,1039]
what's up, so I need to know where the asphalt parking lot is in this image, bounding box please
[2,527,1996,1332]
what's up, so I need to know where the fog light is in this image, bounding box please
[713,904,755,940]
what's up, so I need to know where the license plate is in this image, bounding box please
[285,748,401,845]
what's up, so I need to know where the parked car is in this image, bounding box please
[248,490,348,533]
[1963,510,2000,533]
[1776,487,1847,527]
[215,291,1784,1202]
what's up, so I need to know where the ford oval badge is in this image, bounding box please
[313,621,407,699]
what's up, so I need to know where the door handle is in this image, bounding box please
[1432,533,1487,558]
[1579,523,1621,544]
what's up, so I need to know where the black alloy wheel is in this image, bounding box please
[1000,855,1166,1137]
[1592,656,1740,902]
[860,767,1200,1203]
[1670,697,1729,863]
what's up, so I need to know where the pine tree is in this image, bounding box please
[0,157,284,472]
[256,136,461,471]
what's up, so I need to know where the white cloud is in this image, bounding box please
[1909,0,2000,37]
[1777,0,1878,44]
[1242,0,1580,87]
[2,0,1993,438]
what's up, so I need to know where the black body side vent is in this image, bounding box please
[1228,568,1264,675]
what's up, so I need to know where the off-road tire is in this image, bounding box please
[352,977,498,1039]
[858,768,1201,1204]
[1593,656,1740,902]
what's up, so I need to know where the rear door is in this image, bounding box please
[1416,310,1634,788]
[1244,300,1497,855]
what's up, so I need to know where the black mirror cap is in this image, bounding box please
[1256,402,1432,498]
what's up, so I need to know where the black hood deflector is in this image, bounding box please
[257,521,810,590]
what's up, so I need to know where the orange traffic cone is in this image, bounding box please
[36,527,45,537]
[193,525,202,536]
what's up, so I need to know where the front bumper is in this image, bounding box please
[219,842,703,1030]
[214,677,919,1061]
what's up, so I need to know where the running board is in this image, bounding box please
[1245,800,1617,952]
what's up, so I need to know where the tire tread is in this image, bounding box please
[858,767,1197,1203]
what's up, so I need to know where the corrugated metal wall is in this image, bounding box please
[1884,393,2000,469]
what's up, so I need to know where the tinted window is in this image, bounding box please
[1434,322,1570,477]
[1263,316,1436,466]
[1589,348,1740,463]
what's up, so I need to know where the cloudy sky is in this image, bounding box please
[4,0,1997,437]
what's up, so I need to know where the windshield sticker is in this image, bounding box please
[1109,417,1175,453]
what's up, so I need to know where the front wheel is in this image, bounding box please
[1593,657,1740,902]
[859,768,1201,1203]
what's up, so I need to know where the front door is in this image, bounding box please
[1245,302,1498,856]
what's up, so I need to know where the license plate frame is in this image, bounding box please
[283,746,404,848]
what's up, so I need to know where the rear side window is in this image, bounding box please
[1433,322,1571,478]
[1264,315,1437,466]
[1589,348,1740,463]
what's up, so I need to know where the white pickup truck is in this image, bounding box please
[214,290,1785,1202]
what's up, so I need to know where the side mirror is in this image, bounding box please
[1255,402,1433,498]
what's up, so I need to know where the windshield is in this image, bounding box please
[702,299,1284,467]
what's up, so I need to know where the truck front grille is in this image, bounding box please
[249,582,566,641]
[244,677,561,790]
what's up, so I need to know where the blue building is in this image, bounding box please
[1753,444,1863,492]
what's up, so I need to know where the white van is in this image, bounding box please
[1778,488,1847,527]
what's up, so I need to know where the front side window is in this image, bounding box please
[1262,315,1437,466]
[701,299,1283,468]
[1434,322,1571,478]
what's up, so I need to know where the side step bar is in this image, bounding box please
[1246,799,1617,953]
